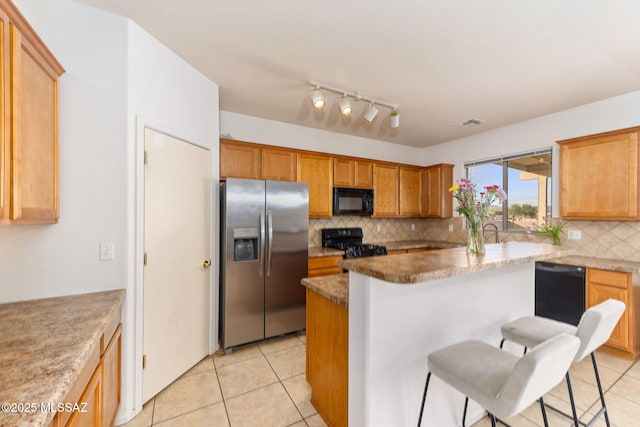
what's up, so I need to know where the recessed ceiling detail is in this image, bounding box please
[454,118,483,128]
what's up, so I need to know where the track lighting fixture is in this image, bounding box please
[389,109,400,129]
[308,81,399,128]
[311,88,325,110]
[338,96,353,116]
[362,103,378,123]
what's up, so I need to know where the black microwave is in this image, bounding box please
[333,187,374,215]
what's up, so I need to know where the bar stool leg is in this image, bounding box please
[565,373,579,427]
[417,372,431,427]
[462,397,469,427]
[539,397,549,427]
[591,353,611,427]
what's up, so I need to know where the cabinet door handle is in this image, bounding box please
[202,259,211,269]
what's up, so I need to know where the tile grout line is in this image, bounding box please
[212,355,234,427]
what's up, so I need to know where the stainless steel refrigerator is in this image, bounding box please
[220,178,309,351]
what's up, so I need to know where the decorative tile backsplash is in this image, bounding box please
[310,217,640,262]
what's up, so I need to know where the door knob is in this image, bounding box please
[202,259,212,269]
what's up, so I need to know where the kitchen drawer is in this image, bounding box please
[308,256,343,277]
[588,268,629,289]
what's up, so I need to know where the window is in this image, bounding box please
[465,149,552,231]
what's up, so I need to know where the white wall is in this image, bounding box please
[423,90,640,175]
[4,1,220,424]
[221,111,424,165]
[2,1,129,299]
[422,90,640,217]
[126,21,220,423]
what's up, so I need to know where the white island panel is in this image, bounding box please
[349,262,534,427]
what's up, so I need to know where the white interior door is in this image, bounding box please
[143,128,211,402]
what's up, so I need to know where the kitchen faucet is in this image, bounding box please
[482,223,500,243]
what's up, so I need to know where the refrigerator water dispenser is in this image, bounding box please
[233,228,258,262]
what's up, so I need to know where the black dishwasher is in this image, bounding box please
[535,261,585,326]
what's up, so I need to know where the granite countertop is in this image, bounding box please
[302,274,349,308]
[0,289,126,426]
[339,242,574,284]
[380,240,462,251]
[308,240,460,258]
[547,255,640,274]
[308,247,344,258]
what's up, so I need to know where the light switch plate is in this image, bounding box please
[100,242,115,260]
[448,224,454,232]
[567,230,581,240]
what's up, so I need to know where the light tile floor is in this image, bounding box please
[120,334,326,427]
[120,335,640,427]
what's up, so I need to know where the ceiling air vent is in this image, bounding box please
[454,118,483,128]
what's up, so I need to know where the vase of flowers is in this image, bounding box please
[449,178,507,254]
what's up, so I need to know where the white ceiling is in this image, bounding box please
[74,0,640,148]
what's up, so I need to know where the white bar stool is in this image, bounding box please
[500,299,626,427]
[417,333,580,427]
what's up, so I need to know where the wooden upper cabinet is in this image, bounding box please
[423,164,454,218]
[220,139,296,181]
[297,153,333,217]
[399,166,422,217]
[373,163,399,217]
[558,127,640,219]
[333,157,354,187]
[220,139,260,179]
[261,147,296,181]
[0,1,64,226]
[0,9,8,222]
[333,157,373,188]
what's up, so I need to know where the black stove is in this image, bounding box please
[322,228,387,259]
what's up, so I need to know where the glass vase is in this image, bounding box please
[466,222,485,255]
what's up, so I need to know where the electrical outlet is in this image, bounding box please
[411,223,415,231]
[100,242,115,261]
[376,224,381,232]
[567,230,581,240]
[448,224,454,232]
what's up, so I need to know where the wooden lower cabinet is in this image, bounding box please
[308,256,342,277]
[102,324,122,427]
[306,289,348,427]
[66,366,101,427]
[51,322,122,427]
[586,268,639,360]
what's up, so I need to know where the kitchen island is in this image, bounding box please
[303,242,572,427]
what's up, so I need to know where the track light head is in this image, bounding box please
[362,103,378,123]
[389,109,400,129]
[311,89,325,110]
[338,96,352,116]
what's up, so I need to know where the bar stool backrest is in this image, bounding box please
[496,333,579,419]
[575,299,626,361]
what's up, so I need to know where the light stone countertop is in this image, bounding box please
[308,247,344,258]
[548,255,640,274]
[308,240,461,258]
[380,240,462,251]
[339,242,574,284]
[0,289,126,426]
[302,273,349,308]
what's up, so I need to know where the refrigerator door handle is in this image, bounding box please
[259,210,266,277]
[267,210,274,276]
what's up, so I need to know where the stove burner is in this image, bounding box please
[343,243,388,259]
[322,227,387,259]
